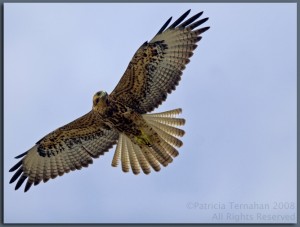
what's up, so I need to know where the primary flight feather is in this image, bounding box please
[9,9,210,192]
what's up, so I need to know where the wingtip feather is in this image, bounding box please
[15,175,27,190]
[169,9,191,29]
[9,159,23,172]
[24,181,33,192]
[14,151,28,159]
[156,16,172,35]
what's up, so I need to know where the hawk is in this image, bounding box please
[9,9,210,192]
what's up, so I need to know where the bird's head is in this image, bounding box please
[93,91,109,110]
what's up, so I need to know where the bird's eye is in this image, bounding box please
[94,97,99,104]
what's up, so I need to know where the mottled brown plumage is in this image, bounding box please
[9,10,209,192]
[110,10,209,113]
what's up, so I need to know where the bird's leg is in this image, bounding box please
[134,129,152,147]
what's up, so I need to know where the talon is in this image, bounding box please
[135,130,152,146]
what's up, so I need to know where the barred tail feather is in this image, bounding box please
[143,108,185,126]
[121,135,130,173]
[125,136,140,174]
[144,108,183,117]
[111,108,185,174]
[111,135,122,167]
[133,143,151,174]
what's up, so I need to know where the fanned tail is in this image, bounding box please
[111,108,185,174]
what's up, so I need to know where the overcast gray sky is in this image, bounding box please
[4,3,296,224]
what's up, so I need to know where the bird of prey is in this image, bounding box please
[9,9,210,192]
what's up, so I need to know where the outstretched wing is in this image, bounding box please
[9,111,119,192]
[110,9,210,114]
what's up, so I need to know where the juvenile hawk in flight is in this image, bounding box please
[9,9,210,192]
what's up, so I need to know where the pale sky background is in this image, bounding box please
[4,3,296,224]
